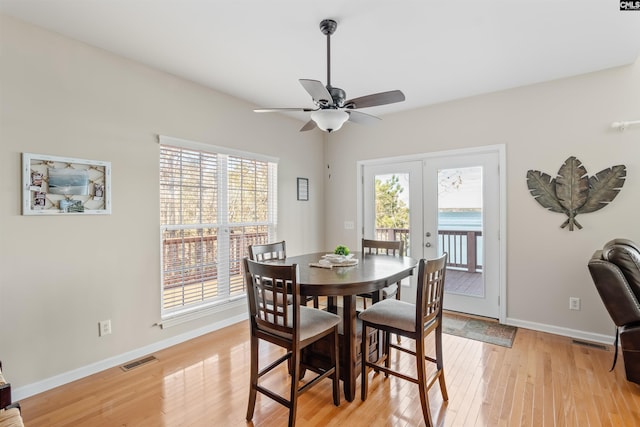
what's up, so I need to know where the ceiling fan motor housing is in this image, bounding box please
[327,86,346,108]
[320,19,337,35]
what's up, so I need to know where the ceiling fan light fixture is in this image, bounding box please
[254,18,404,133]
[311,109,349,133]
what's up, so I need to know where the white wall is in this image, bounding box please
[324,60,640,340]
[0,15,325,395]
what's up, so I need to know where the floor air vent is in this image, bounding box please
[121,355,158,371]
[572,339,608,351]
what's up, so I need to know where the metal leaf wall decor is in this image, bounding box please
[526,156,626,231]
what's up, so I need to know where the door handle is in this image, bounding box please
[425,242,432,248]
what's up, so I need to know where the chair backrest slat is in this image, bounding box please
[416,253,448,326]
[362,239,404,257]
[249,241,287,262]
[244,258,299,338]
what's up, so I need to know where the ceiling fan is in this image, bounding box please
[254,19,405,133]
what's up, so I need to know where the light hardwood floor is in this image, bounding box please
[20,320,640,426]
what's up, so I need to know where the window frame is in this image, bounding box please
[158,135,278,325]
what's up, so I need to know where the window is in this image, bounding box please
[159,136,278,320]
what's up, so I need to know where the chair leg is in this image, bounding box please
[327,296,337,312]
[330,327,340,406]
[288,350,301,427]
[435,323,448,401]
[361,324,370,401]
[384,330,391,377]
[396,284,402,344]
[246,335,259,421]
[415,337,434,427]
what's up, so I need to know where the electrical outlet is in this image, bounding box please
[99,320,112,336]
[569,297,581,311]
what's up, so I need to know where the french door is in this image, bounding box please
[362,161,423,304]
[361,149,502,319]
[423,152,500,318]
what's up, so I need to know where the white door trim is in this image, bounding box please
[356,144,507,322]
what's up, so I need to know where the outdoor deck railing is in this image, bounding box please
[162,230,269,289]
[376,227,482,273]
[438,229,483,273]
[164,227,481,290]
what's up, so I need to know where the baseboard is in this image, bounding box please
[505,317,616,346]
[13,312,247,401]
[15,314,616,401]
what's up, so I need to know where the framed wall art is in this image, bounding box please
[22,153,112,215]
[297,177,309,201]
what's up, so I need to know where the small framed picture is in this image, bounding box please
[297,178,309,201]
[33,191,46,208]
[30,172,43,190]
[94,183,104,200]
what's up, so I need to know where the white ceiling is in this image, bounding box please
[2,0,640,122]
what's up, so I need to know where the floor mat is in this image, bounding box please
[442,312,517,348]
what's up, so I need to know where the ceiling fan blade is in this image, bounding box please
[347,110,381,125]
[344,90,405,109]
[299,119,317,132]
[254,107,316,113]
[299,79,334,106]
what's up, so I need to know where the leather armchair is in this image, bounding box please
[588,238,640,384]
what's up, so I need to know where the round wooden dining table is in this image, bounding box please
[276,251,418,402]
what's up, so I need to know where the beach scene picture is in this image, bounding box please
[48,168,90,195]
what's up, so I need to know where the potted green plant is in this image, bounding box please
[334,245,350,256]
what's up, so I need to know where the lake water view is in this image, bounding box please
[439,210,482,230]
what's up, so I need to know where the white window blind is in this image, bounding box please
[159,136,277,319]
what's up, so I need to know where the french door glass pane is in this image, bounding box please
[437,166,484,297]
[374,173,411,256]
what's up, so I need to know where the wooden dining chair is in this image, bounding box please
[249,241,319,308]
[359,253,449,427]
[359,238,404,308]
[243,258,341,427]
[248,240,287,262]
